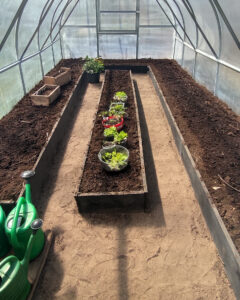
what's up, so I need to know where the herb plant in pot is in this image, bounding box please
[109,103,126,118]
[103,128,128,148]
[98,145,129,172]
[104,127,117,141]
[114,130,128,146]
[83,56,104,83]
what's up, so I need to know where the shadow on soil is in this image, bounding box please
[33,226,75,300]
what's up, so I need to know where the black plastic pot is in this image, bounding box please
[87,72,100,83]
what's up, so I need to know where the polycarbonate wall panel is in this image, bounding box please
[22,56,42,92]
[182,46,195,75]
[100,0,136,11]
[217,0,240,42]
[187,0,220,57]
[99,35,136,59]
[140,0,172,25]
[217,16,240,69]
[166,0,185,41]
[195,54,217,93]
[0,25,17,69]
[18,0,46,58]
[174,39,183,64]
[65,0,96,26]
[172,0,197,47]
[62,27,97,58]
[45,1,66,47]
[0,66,24,119]
[41,47,54,74]
[0,1,22,39]
[139,28,174,58]
[53,39,62,63]
[217,65,240,115]
[100,13,136,31]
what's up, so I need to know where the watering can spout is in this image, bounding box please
[21,170,35,203]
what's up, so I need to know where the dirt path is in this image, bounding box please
[34,73,234,299]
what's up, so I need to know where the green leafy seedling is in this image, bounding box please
[114,130,128,143]
[102,149,128,170]
[104,127,118,138]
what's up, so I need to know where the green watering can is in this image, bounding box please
[0,219,43,300]
[5,171,44,260]
[0,206,10,257]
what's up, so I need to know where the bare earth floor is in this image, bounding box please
[34,73,234,299]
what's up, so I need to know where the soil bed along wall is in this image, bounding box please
[151,60,240,252]
[78,70,143,194]
[0,59,83,202]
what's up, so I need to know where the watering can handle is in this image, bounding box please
[0,255,16,269]
[10,196,26,250]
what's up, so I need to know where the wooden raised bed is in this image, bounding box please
[0,70,87,213]
[75,70,147,211]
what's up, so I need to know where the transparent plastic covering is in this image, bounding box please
[0,0,240,118]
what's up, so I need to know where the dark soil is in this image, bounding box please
[0,59,83,201]
[79,70,143,193]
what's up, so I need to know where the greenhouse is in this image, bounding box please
[0,0,240,299]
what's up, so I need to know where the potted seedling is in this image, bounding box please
[102,116,124,130]
[114,130,128,146]
[44,67,71,86]
[103,128,128,148]
[113,91,128,102]
[99,111,109,120]
[83,56,104,83]
[109,103,126,119]
[98,145,129,172]
[103,127,117,141]
[31,84,60,106]
[109,102,125,110]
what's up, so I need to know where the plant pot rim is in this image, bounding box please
[98,145,129,172]
[102,116,124,130]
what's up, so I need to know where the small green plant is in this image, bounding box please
[113,91,127,101]
[111,103,125,110]
[109,109,125,117]
[104,127,117,138]
[104,116,121,125]
[114,130,128,143]
[99,111,109,118]
[109,104,126,117]
[83,56,104,74]
[102,149,128,170]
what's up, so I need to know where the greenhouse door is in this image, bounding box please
[96,0,140,59]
